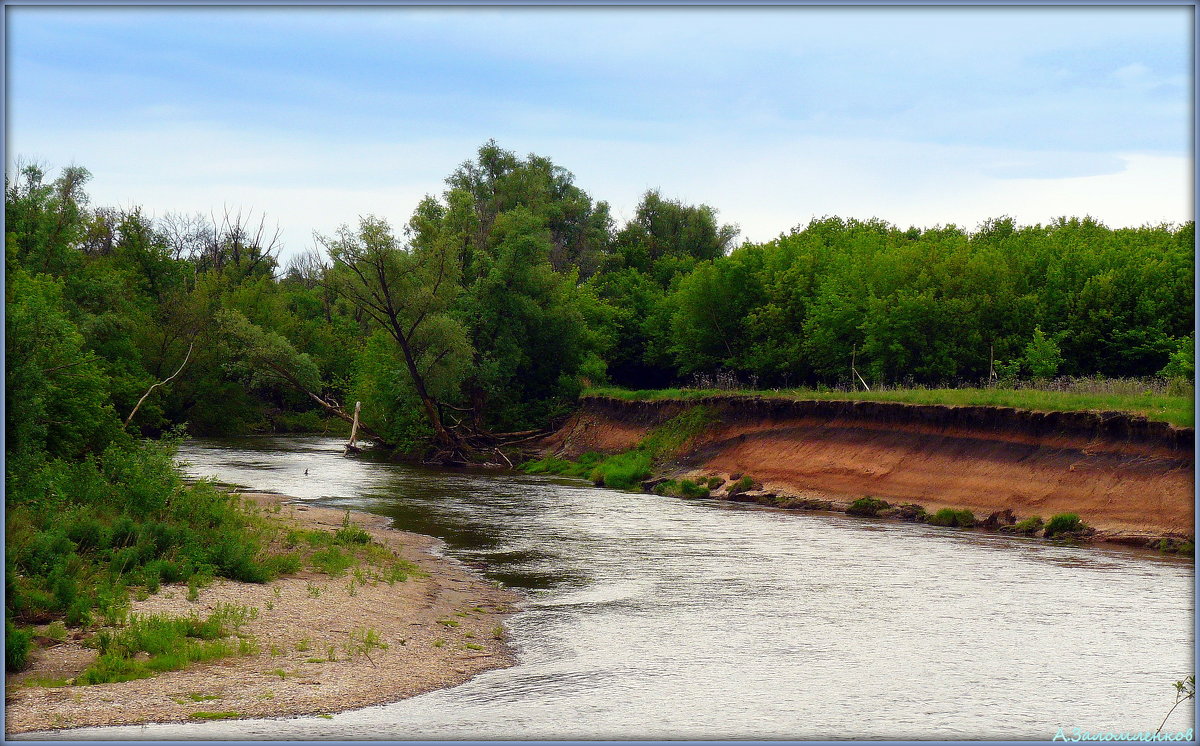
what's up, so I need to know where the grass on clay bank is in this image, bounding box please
[585,378,1194,428]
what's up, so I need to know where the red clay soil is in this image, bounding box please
[540,396,1194,541]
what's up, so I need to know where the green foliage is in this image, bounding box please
[77,605,257,685]
[1022,328,1065,379]
[520,452,604,479]
[191,711,242,721]
[309,547,355,577]
[6,619,33,672]
[928,509,977,528]
[846,497,891,517]
[727,476,755,496]
[588,451,653,490]
[1044,513,1085,537]
[587,383,1194,428]
[1011,516,1045,536]
[1159,335,1195,380]
[654,479,710,498]
[333,512,371,545]
[638,407,714,460]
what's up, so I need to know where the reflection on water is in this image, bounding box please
[35,435,1195,740]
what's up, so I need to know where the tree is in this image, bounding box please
[1023,327,1064,379]
[611,189,739,279]
[321,216,470,454]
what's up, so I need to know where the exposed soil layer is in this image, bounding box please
[5,492,519,735]
[541,395,1194,543]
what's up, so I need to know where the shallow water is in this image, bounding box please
[33,436,1195,740]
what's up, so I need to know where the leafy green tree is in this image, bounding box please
[6,270,118,461]
[1023,327,1064,379]
[462,208,595,430]
[322,216,471,451]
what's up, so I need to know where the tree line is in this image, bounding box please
[7,141,1194,464]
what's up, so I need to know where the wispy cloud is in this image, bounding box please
[7,6,1191,255]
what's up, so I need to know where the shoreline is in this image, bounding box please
[542,395,1195,549]
[5,491,521,735]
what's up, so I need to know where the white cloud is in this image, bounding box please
[12,120,1188,261]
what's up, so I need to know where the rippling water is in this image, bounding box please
[35,436,1195,740]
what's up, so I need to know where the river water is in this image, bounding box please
[39,436,1194,740]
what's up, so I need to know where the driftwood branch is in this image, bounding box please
[125,339,196,427]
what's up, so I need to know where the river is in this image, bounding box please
[37,436,1195,740]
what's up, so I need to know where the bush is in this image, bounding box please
[727,476,755,496]
[77,606,257,685]
[654,479,710,498]
[928,508,976,528]
[310,547,354,577]
[1045,513,1085,538]
[1011,516,1044,536]
[6,619,32,672]
[588,451,653,490]
[333,512,370,545]
[846,497,891,517]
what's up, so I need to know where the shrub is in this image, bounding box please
[1045,513,1085,538]
[588,451,653,490]
[654,479,710,498]
[1011,516,1044,536]
[310,547,354,577]
[334,512,370,545]
[846,497,891,517]
[6,619,32,672]
[727,476,755,496]
[77,606,257,685]
[928,508,976,528]
[261,553,302,577]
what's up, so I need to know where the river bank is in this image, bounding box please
[4,491,519,735]
[540,395,1195,549]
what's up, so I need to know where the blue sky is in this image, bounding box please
[7,6,1192,258]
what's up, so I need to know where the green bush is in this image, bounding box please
[846,497,891,517]
[928,508,976,528]
[727,476,755,496]
[1011,516,1044,536]
[654,479,711,498]
[6,619,32,672]
[334,512,371,545]
[588,451,653,490]
[310,547,354,577]
[1045,513,1085,538]
[520,452,604,479]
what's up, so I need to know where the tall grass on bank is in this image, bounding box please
[78,604,260,685]
[522,406,715,490]
[5,436,292,673]
[586,377,1194,427]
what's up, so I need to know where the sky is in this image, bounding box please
[6,6,1193,261]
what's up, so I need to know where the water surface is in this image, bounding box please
[37,436,1195,740]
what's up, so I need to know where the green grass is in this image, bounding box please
[309,547,355,577]
[190,711,241,720]
[588,450,653,490]
[927,508,977,528]
[846,497,891,517]
[521,406,717,491]
[586,383,1194,427]
[1045,512,1086,537]
[76,604,258,685]
[653,479,710,498]
[1011,516,1044,536]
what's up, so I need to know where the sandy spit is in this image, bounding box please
[5,492,521,735]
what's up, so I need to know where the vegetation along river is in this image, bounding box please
[44,436,1194,740]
